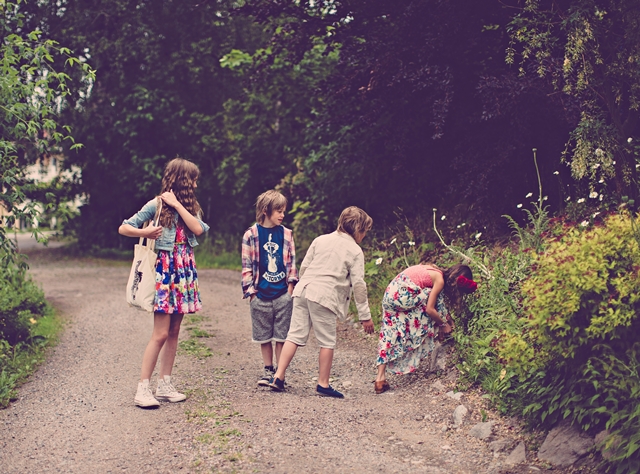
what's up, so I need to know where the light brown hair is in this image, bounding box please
[336,206,373,239]
[158,158,201,228]
[255,190,288,224]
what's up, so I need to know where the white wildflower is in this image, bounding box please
[580,220,589,227]
[456,225,461,229]
[599,178,604,183]
[408,241,415,246]
[599,194,604,201]
[595,148,604,157]
[613,161,616,164]
[440,215,446,221]
[525,192,533,198]
[566,196,571,201]
[592,163,600,169]
[375,258,383,265]
[543,196,548,201]
[577,198,586,203]
[629,137,633,144]
[460,223,466,227]
[517,204,523,208]
[589,191,598,199]
[389,238,397,245]
[475,232,482,240]
[592,212,600,218]
[553,171,559,175]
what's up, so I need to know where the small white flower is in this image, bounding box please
[613,161,616,164]
[553,171,559,175]
[566,196,571,201]
[440,215,446,221]
[389,238,397,245]
[599,178,604,183]
[636,164,640,169]
[589,191,598,199]
[525,192,533,198]
[517,203,523,208]
[543,196,548,201]
[592,163,600,169]
[592,212,600,218]
[375,258,383,265]
[408,241,415,246]
[460,223,466,227]
[599,194,603,201]
[580,220,589,227]
[577,198,586,203]
[595,148,604,156]
[475,232,482,240]
[456,225,461,229]
[629,137,633,144]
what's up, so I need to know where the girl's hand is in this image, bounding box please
[160,190,180,209]
[142,225,163,240]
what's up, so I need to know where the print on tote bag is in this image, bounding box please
[126,198,162,312]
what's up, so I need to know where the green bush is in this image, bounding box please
[498,213,640,472]
[0,268,48,345]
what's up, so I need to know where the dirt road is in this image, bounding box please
[0,252,545,473]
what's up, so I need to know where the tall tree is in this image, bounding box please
[508,0,640,198]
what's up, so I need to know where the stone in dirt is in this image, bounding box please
[489,438,517,454]
[452,405,468,428]
[468,421,494,440]
[428,342,447,371]
[430,380,445,392]
[504,442,526,465]
[594,429,619,460]
[537,420,594,467]
[446,390,463,401]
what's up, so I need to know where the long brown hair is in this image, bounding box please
[158,158,202,229]
[442,264,474,305]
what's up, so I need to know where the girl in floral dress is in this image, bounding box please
[119,158,209,407]
[374,264,476,394]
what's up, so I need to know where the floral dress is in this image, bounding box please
[154,224,202,314]
[376,271,448,374]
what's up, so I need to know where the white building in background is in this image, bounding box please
[0,155,84,230]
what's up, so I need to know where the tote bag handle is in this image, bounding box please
[139,197,163,251]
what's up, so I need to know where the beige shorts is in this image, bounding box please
[286,288,337,349]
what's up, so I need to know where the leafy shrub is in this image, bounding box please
[498,213,640,471]
[0,268,48,345]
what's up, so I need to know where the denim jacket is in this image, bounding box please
[121,198,210,251]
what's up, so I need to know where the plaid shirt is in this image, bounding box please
[241,223,298,299]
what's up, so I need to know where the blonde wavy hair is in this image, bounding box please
[158,158,202,229]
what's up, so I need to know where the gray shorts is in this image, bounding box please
[250,292,293,343]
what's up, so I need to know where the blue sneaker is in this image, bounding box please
[268,376,285,392]
[316,385,344,398]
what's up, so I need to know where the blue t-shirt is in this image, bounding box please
[256,224,288,300]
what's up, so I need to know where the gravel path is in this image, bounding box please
[0,251,591,473]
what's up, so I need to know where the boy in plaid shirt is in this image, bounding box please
[242,190,298,386]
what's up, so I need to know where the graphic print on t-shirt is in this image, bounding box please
[263,233,286,283]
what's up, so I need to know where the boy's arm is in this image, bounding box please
[286,229,299,287]
[349,250,374,333]
[298,238,316,279]
[241,230,257,299]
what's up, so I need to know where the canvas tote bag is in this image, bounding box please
[126,198,162,312]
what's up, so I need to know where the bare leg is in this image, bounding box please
[274,341,284,365]
[273,341,299,381]
[260,342,274,367]
[159,313,184,378]
[140,313,171,381]
[317,348,334,388]
[375,363,387,383]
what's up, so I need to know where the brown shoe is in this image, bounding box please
[374,380,390,394]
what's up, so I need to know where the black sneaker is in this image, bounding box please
[257,366,275,387]
[268,376,286,392]
[316,385,344,398]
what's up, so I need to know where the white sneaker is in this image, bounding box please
[134,379,160,408]
[156,375,187,402]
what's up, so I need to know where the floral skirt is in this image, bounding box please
[154,243,202,314]
[376,272,447,375]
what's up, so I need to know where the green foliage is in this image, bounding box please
[0,0,93,268]
[0,267,48,345]
[494,213,640,471]
[194,238,241,271]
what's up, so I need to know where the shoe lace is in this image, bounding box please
[163,381,178,394]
